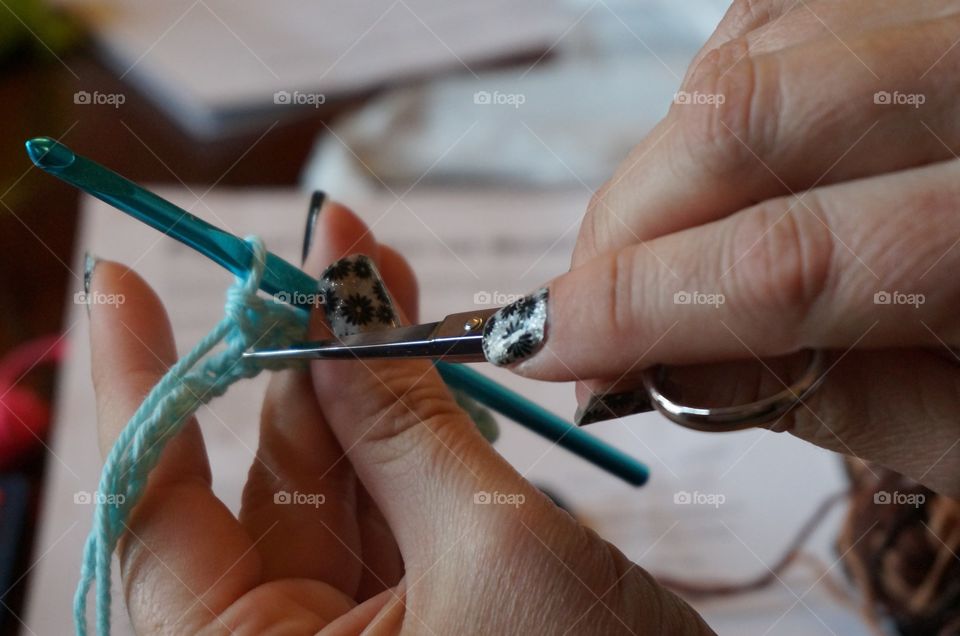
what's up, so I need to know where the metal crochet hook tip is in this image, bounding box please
[26,137,76,169]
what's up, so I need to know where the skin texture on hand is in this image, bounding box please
[86,201,714,635]
[485,0,960,499]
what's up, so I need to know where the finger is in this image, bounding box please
[576,11,960,267]
[303,204,550,566]
[484,157,960,380]
[686,0,798,73]
[306,204,414,597]
[88,261,261,632]
[307,208,713,636]
[350,244,417,598]
[664,351,958,499]
[238,198,366,594]
[379,244,419,324]
[239,367,362,594]
[239,203,416,597]
[576,348,960,497]
[694,0,939,65]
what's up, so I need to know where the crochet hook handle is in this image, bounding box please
[25,136,650,486]
[25,137,317,308]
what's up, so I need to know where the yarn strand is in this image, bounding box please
[74,237,308,636]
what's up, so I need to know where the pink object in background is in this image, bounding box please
[0,335,65,469]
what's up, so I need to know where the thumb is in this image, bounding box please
[303,203,543,561]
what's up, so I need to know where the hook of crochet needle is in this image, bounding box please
[25,136,318,308]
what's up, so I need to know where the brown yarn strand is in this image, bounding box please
[655,458,960,635]
[656,491,849,598]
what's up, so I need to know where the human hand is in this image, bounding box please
[478,0,960,498]
[86,201,713,634]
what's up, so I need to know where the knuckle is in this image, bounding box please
[724,0,778,33]
[586,181,609,219]
[729,196,834,351]
[573,185,611,266]
[678,38,779,180]
[354,366,474,473]
[609,248,644,341]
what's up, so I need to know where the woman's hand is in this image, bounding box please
[481,0,960,498]
[86,202,712,634]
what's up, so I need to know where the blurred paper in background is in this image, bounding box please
[52,0,570,137]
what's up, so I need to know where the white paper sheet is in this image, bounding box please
[25,187,869,634]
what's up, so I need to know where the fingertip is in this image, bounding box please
[87,259,177,371]
[378,244,419,324]
[84,259,198,464]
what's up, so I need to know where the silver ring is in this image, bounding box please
[641,349,828,432]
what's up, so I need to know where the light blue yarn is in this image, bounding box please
[74,237,308,636]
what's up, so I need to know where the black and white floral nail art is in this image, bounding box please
[574,390,654,426]
[481,287,549,366]
[318,255,399,337]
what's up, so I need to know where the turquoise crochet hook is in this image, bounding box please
[25,136,649,486]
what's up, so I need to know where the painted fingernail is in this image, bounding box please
[302,190,327,265]
[574,390,654,426]
[318,254,399,337]
[481,287,549,366]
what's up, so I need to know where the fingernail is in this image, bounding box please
[302,190,326,265]
[574,389,654,426]
[83,252,99,315]
[83,251,99,295]
[481,287,549,367]
[318,254,399,337]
